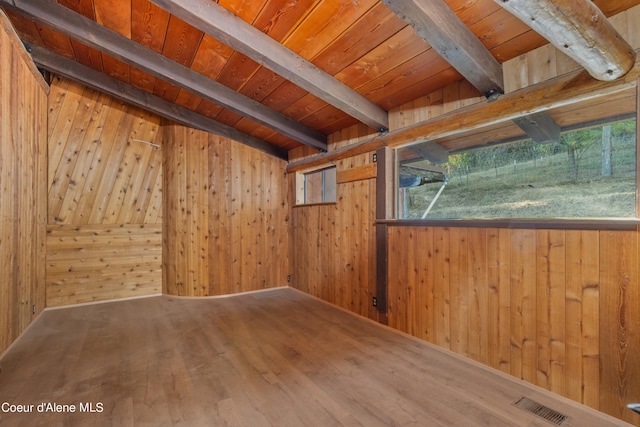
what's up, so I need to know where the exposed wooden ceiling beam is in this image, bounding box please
[494,0,636,81]
[381,0,504,97]
[409,142,449,164]
[149,0,389,133]
[3,0,327,151]
[381,0,564,152]
[512,112,560,144]
[287,52,640,173]
[25,42,288,160]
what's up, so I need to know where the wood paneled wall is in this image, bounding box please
[388,79,483,131]
[163,124,289,296]
[0,11,48,355]
[290,125,378,319]
[386,225,640,425]
[45,77,163,306]
[46,224,161,307]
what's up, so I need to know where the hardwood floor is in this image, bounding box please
[0,288,631,426]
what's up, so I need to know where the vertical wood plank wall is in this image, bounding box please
[163,124,289,296]
[0,11,48,355]
[386,226,640,425]
[45,77,163,307]
[290,125,379,320]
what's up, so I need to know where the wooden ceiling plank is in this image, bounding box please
[68,40,103,72]
[131,0,170,54]
[381,0,504,96]
[148,0,389,132]
[595,0,640,16]
[34,20,75,59]
[375,68,465,112]
[282,0,377,60]
[355,52,458,109]
[194,98,224,120]
[214,51,262,93]
[261,79,309,112]
[218,0,265,25]
[448,0,502,25]
[1,7,43,44]
[174,88,204,111]
[56,0,95,20]
[159,14,203,67]
[489,29,547,63]
[310,2,406,76]
[101,54,129,81]
[468,8,533,52]
[240,67,287,103]
[129,0,168,90]
[129,67,156,92]
[250,0,317,44]
[24,42,288,159]
[335,26,433,94]
[93,0,131,38]
[189,34,234,79]
[4,0,327,150]
[494,0,636,81]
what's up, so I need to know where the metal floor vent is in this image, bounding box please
[513,397,569,425]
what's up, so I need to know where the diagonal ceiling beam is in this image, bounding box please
[382,0,563,150]
[3,0,327,151]
[380,0,504,97]
[24,42,288,160]
[149,0,389,133]
[494,0,636,81]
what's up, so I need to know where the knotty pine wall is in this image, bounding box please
[386,226,640,424]
[289,82,483,321]
[0,11,48,356]
[291,125,379,319]
[45,77,163,307]
[163,124,289,297]
[290,6,640,425]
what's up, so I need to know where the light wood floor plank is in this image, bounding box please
[0,288,632,426]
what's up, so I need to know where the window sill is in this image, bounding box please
[376,218,640,231]
[293,202,338,208]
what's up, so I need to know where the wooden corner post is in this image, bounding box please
[375,146,394,320]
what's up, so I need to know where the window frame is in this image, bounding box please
[392,87,640,226]
[294,165,337,206]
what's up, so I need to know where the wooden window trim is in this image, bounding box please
[376,218,640,231]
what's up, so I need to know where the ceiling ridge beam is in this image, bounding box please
[4,0,327,151]
[381,0,504,97]
[24,42,288,160]
[148,0,389,132]
[494,0,635,81]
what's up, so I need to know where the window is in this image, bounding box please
[296,166,337,204]
[396,90,637,220]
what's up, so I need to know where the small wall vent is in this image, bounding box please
[513,397,568,425]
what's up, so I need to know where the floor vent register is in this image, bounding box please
[513,396,569,425]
